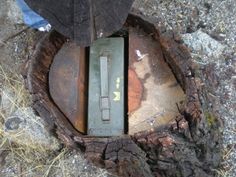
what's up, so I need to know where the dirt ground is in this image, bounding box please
[135,1,236,176]
[0,0,235,177]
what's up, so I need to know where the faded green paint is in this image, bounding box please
[88,38,124,136]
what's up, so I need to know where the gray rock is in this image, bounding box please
[50,150,110,177]
[0,148,110,177]
[3,107,61,151]
[182,30,225,58]
[0,87,15,116]
[2,0,23,25]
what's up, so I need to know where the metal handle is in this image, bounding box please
[100,56,110,121]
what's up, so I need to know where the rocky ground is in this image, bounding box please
[134,0,236,176]
[0,0,235,177]
[0,0,110,177]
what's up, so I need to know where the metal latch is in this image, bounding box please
[100,56,110,121]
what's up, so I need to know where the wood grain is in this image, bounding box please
[23,10,221,177]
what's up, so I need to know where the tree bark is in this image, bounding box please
[23,9,221,177]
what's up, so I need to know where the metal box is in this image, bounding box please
[88,38,124,136]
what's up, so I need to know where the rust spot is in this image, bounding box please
[49,42,87,133]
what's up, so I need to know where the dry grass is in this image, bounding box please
[0,64,30,146]
[0,65,54,176]
[212,145,235,177]
[0,65,30,115]
[0,66,108,177]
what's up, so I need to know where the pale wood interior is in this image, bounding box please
[128,27,186,134]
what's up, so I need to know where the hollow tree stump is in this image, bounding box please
[22,9,221,177]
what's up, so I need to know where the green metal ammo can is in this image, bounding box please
[88,38,124,136]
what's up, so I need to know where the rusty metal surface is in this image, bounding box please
[128,27,186,134]
[49,42,87,133]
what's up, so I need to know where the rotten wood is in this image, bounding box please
[128,69,143,113]
[23,9,221,177]
[128,27,186,134]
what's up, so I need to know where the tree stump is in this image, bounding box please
[22,9,221,177]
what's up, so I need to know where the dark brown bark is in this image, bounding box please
[23,9,221,177]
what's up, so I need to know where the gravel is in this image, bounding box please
[134,0,236,51]
[0,0,235,176]
[0,1,109,176]
[4,107,61,151]
[134,0,236,176]
[182,29,225,58]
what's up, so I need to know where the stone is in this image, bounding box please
[182,30,225,58]
[22,11,222,177]
[3,107,60,151]
[50,150,110,177]
[0,87,15,116]
[0,0,23,25]
[6,0,23,24]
